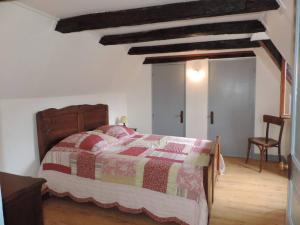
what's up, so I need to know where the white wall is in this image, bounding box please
[0,2,152,176]
[124,58,152,134]
[185,60,209,139]
[0,2,152,99]
[0,94,127,175]
[262,1,294,157]
[254,48,291,157]
[264,0,295,65]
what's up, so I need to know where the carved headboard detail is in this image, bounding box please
[36,104,109,162]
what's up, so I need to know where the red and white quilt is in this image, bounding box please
[41,131,213,204]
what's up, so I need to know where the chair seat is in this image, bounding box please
[248,137,278,147]
[246,115,284,172]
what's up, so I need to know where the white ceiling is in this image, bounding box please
[17,0,196,18]
[16,0,269,53]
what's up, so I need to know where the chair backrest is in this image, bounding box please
[263,115,285,144]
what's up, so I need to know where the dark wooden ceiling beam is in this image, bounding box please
[259,40,283,69]
[100,20,266,45]
[56,0,279,33]
[259,40,292,84]
[143,51,256,64]
[128,38,260,55]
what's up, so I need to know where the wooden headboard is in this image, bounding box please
[36,104,109,162]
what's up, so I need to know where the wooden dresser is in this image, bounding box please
[0,172,46,225]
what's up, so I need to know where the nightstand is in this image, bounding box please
[0,172,46,225]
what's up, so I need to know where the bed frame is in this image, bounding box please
[36,104,220,218]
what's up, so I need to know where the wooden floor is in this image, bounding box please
[210,157,288,225]
[43,157,288,225]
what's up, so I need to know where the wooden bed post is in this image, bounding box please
[204,136,221,218]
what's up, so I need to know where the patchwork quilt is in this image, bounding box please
[42,131,214,204]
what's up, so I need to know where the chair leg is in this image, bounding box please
[278,145,282,162]
[246,141,251,163]
[259,147,264,173]
[265,148,268,162]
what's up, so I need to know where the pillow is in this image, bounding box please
[88,131,119,144]
[54,132,118,152]
[96,125,136,139]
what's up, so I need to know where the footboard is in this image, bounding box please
[203,136,221,217]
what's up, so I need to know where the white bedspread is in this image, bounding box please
[40,170,208,225]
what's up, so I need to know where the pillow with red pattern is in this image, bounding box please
[96,125,136,139]
[54,131,118,152]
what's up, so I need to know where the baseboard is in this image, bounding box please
[251,153,287,162]
[222,152,287,163]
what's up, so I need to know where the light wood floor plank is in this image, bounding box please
[43,157,288,225]
[210,157,287,225]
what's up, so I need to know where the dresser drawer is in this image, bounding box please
[0,172,46,225]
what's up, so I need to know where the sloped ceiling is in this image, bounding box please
[18,0,197,18]
[15,0,294,65]
[16,0,266,52]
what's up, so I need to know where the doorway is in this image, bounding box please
[287,1,300,223]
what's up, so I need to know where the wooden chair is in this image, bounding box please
[246,115,285,172]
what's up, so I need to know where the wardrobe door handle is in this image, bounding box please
[210,111,214,124]
[180,111,184,124]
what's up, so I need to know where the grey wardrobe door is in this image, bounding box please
[208,58,256,157]
[152,63,185,137]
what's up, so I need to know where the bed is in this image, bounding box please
[36,104,221,225]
